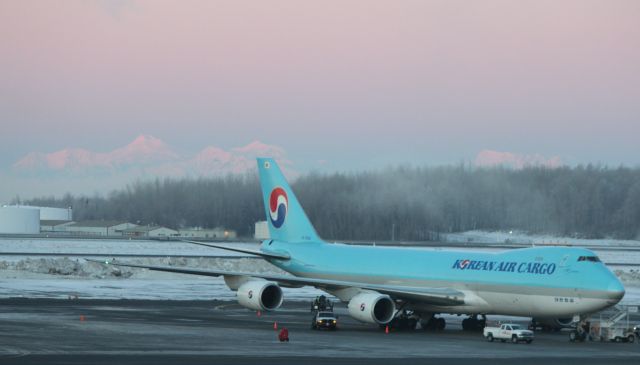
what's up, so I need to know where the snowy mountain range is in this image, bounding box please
[11,135,291,177]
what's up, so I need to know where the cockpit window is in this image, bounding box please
[577,256,601,262]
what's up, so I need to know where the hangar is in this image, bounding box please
[122,225,178,238]
[65,221,137,236]
[40,220,75,233]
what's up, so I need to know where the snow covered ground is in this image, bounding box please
[0,238,326,300]
[0,237,638,303]
[0,255,326,301]
[442,230,640,247]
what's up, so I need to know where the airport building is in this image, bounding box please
[65,221,137,236]
[0,206,40,234]
[40,220,75,233]
[179,227,237,240]
[254,221,270,240]
[121,226,179,238]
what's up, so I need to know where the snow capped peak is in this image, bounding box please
[232,140,286,159]
[127,135,169,152]
[190,141,289,175]
[111,135,179,164]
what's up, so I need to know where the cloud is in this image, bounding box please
[475,150,563,169]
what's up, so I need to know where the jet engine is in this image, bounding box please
[347,292,395,324]
[237,280,283,311]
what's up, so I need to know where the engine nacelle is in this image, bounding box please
[347,292,395,325]
[237,280,283,311]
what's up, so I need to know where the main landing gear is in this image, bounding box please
[421,314,446,331]
[384,310,446,331]
[389,313,484,332]
[383,310,419,331]
[462,314,486,331]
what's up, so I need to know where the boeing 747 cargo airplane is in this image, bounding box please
[93,158,625,330]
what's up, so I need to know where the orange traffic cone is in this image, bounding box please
[80,315,86,322]
[274,321,278,330]
[385,325,389,334]
[257,310,261,317]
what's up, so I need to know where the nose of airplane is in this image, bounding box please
[606,278,625,302]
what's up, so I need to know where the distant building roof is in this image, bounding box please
[70,220,133,228]
[122,226,176,233]
[179,227,226,233]
[40,220,73,226]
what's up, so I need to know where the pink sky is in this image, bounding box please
[0,0,639,199]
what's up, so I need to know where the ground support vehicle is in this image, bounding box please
[311,311,338,330]
[586,305,639,343]
[310,295,334,312]
[483,323,534,344]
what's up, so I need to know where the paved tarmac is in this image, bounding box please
[0,299,639,365]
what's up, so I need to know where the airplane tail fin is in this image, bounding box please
[257,158,321,243]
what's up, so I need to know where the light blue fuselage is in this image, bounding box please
[263,240,625,317]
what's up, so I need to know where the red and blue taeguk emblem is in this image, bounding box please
[269,187,288,229]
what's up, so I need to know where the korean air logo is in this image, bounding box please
[458,259,471,270]
[269,187,288,229]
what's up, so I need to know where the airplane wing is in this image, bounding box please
[86,259,464,306]
[179,240,290,260]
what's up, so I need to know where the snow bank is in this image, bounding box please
[0,257,319,300]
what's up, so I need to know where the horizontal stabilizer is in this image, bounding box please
[179,239,290,260]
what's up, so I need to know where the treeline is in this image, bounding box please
[22,165,640,240]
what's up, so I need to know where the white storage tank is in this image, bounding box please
[8,205,72,221]
[0,206,40,234]
[38,207,72,221]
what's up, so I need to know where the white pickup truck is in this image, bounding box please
[483,323,534,344]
